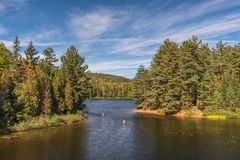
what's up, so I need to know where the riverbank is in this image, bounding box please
[90,97,132,100]
[135,107,240,120]
[0,113,85,137]
[135,108,164,115]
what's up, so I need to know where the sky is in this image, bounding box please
[0,0,240,78]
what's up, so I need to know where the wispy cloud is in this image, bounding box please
[104,0,240,57]
[17,29,68,47]
[88,59,151,72]
[1,0,240,78]
[68,8,128,39]
[0,0,27,12]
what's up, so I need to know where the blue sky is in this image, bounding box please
[1,0,240,78]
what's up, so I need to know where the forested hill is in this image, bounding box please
[89,73,132,99]
[91,73,130,82]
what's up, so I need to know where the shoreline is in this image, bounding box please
[134,109,163,115]
[0,113,85,139]
[135,108,227,119]
[0,122,83,141]
[89,98,132,100]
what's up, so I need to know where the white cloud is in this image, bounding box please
[131,0,240,33]
[161,13,240,42]
[69,8,126,39]
[109,38,162,56]
[64,1,240,59]
[106,1,240,57]
[18,29,69,47]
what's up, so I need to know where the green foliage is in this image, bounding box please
[132,65,153,108]
[0,43,14,76]
[0,70,17,128]
[151,39,181,113]
[13,36,21,60]
[60,45,90,112]
[0,39,90,131]
[24,41,39,67]
[89,73,132,99]
[133,37,240,117]
[39,47,58,77]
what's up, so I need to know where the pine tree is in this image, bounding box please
[151,39,181,113]
[61,45,89,112]
[231,44,240,79]
[25,41,39,67]
[14,66,40,120]
[42,79,53,115]
[64,81,74,113]
[0,43,14,76]
[0,70,17,128]
[43,48,58,63]
[179,36,201,108]
[52,74,64,113]
[198,69,217,109]
[13,36,21,60]
[40,47,58,77]
[132,65,152,108]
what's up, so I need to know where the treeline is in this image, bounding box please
[132,36,240,115]
[89,73,132,99]
[0,37,89,130]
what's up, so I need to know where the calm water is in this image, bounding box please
[1,100,240,160]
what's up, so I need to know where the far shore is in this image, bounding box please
[135,109,163,115]
[135,108,228,119]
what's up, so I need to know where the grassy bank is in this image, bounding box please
[203,108,240,119]
[136,107,240,120]
[7,112,85,133]
[90,97,132,100]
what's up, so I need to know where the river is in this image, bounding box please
[1,100,240,160]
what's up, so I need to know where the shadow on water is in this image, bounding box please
[1,100,240,160]
[0,122,88,160]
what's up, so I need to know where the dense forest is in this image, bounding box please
[0,37,90,131]
[89,73,132,99]
[132,36,240,117]
[2,35,240,132]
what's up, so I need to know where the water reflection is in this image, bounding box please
[0,123,87,160]
[1,100,240,160]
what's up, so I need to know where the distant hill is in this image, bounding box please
[90,73,130,83]
[89,73,132,99]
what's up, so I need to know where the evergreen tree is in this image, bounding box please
[14,66,39,120]
[0,43,14,76]
[231,44,240,79]
[13,36,21,60]
[179,36,201,108]
[0,70,17,128]
[39,47,58,77]
[61,45,89,112]
[151,39,181,113]
[64,81,74,113]
[25,41,39,67]
[132,65,152,108]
